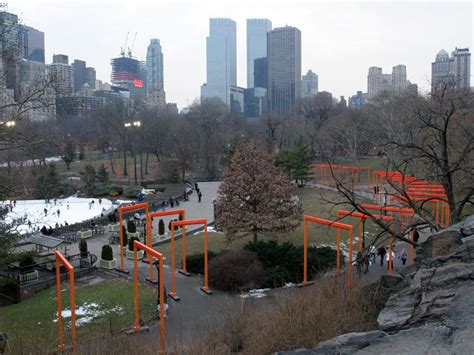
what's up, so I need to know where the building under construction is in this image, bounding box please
[110,56,140,84]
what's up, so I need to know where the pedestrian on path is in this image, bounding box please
[378,246,386,266]
[67,202,70,210]
[195,182,199,191]
[44,208,47,216]
[363,251,369,273]
[399,249,408,265]
[369,245,376,264]
[198,191,202,203]
[57,209,60,218]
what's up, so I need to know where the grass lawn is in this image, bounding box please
[0,279,157,352]
[156,187,384,264]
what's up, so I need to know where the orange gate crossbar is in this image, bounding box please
[311,164,371,191]
[133,241,165,354]
[337,210,394,252]
[55,251,77,351]
[360,204,415,268]
[302,215,354,287]
[169,219,212,300]
[118,203,149,273]
[146,209,186,283]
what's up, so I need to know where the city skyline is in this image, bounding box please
[10,0,473,108]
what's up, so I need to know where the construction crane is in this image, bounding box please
[128,32,137,58]
[120,31,129,57]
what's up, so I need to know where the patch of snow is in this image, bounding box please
[0,156,61,168]
[2,197,114,234]
[54,302,125,326]
[240,288,271,299]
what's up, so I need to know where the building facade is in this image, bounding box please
[349,91,367,108]
[47,55,74,96]
[22,25,44,63]
[201,18,236,106]
[146,39,164,95]
[86,67,96,89]
[247,19,272,88]
[302,69,318,96]
[73,59,87,92]
[391,65,407,93]
[431,48,471,91]
[267,26,301,114]
[368,64,415,99]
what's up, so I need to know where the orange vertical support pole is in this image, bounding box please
[69,269,77,351]
[181,211,187,273]
[336,228,341,274]
[56,258,65,351]
[358,221,363,252]
[119,211,124,271]
[202,223,209,292]
[303,219,308,284]
[146,212,154,282]
[409,214,415,265]
[348,228,354,288]
[133,243,140,332]
[170,227,177,299]
[158,257,165,353]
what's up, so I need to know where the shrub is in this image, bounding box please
[18,255,35,268]
[107,184,124,195]
[127,219,137,233]
[158,219,165,235]
[244,241,338,288]
[101,245,113,260]
[122,225,128,247]
[92,184,108,197]
[208,250,265,292]
[79,239,88,255]
[109,190,119,197]
[128,236,140,251]
[123,187,140,198]
[184,251,218,274]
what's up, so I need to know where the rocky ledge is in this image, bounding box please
[277,215,474,354]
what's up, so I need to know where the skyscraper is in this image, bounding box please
[86,67,96,89]
[22,25,44,63]
[47,54,74,96]
[201,18,236,106]
[431,48,471,91]
[146,39,164,94]
[267,26,301,114]
[73,59,87,92]
[367,66,383,99]
[0,12,22,89]
[254,57,268,89]
[302,70,318,96]
[247,19,272,88]
[391,65,407,93]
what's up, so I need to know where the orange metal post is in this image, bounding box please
[302,216,353,287]
[133,241,165,353]
[118,203,149,273]
[146,209,186,282]
[169,219,212,299]
[55,251,77,351]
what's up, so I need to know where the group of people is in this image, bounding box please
[357,229,420,274]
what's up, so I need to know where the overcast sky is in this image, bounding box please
[11,0,473,108]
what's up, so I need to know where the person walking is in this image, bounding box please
[57,209,60,218]
[198,191,202,203]
[194,182,199,191]
[369,245,376,264]
[363,251,370,274]
[400,249,408,266]
[67,202,70,210]
[44,208,48,216]
[377,246,386,266]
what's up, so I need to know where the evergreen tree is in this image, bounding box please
[35,164,61,199]
[97,163,109,183]
[276,137,313,187]
[62,140,75,170]
[83,164,96,195]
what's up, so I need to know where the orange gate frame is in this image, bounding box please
[302,215,354,287]
[118,203,149,273]
[169,219,212,300]
[312,164,371,191]
[337,210,394,252]
[133,241,165,354]
[55,251,77,351]
[146,209,186,283]
[360,204,415,269]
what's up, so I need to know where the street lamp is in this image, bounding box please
[124,121,142,184]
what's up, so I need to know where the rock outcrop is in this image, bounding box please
[277,215,474,354]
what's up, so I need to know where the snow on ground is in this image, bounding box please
[2,197,114,234]
[0,156,61,168]
[54,302,124,326]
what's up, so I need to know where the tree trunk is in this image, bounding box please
[140,151,144,180]
[145,152,149,175]
[108,149,116,175]
[253,227,258,243]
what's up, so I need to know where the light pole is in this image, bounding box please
[124,121,141,184]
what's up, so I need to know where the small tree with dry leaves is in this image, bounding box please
[216,141,303,243]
